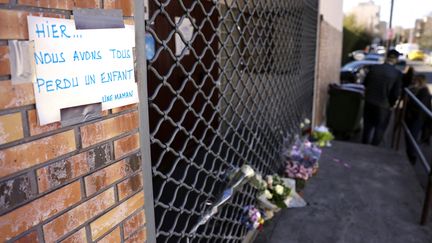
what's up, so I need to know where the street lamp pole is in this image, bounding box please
[387,0,395,50]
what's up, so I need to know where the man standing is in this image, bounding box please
[362,49,402,145]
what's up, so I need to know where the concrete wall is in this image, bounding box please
[314,0,343,126]
[0,1,147,242]
[319,0,343,32]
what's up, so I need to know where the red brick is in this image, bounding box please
[0,130,76,178]
[0,9,65,40]
[125,227,146,243]
[17,0,101,10]
[0,174,35,213]
[15,231,40,243]
[28,109,61,136]
[117,173,143,201]
[104,0,134,17]
[0,81,35,110]
[37,143,112,192]
[0,9,29,39]
[18,0,74,9]
[114,132,139,159]
[80,111,138,148]
[98,227,120,243]
[74,0,101,8]
[0,112,24,145]
[0,181,81,242]
[37,153,89,193]
[59,228,86,243]
[123,210,145,239]
[84,156,141,196]
[101,110,110,116]
[43,188,115,242]
[0,0,9,3]
[123,18,134,25]
[111,104,137,114]
[0,46,10,76]
[90,192,144,240]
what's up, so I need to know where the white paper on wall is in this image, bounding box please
[27,16,138,125]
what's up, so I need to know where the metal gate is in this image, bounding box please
[143,0,319,242]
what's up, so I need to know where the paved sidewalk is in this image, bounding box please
[254,141,432,243]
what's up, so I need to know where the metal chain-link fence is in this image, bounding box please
[145,0,318,242]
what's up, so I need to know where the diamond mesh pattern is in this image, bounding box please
[146,0,318,242]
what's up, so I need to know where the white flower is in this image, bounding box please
[255,174,263,182]
[264,189,273,199]
[241,164,255,178]
[253,221,260,229]
[304,118,311,124]
[266,175,273,186]
[275,185,284,195]
[300,123,305,129]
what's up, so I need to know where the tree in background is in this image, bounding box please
[342,14,373,64]
[418,15,432,51]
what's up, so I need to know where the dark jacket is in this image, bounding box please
[405,86,432,143]
[402,66,414,88]
[405,86,432,123]
[363,63,402,108]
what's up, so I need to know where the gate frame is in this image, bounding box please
[134,0,158,241]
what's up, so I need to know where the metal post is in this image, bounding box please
[391,98,401,148]
[134,0,157,242]
[387,0,395,50]
[394,95,407,151]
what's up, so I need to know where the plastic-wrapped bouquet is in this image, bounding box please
[258,175,292,209]
[283,136,322,192]
[285,161,312,192]
[288,139,321,167]
[285,161,313,181]
[249,173,267,191]
[312,125,334,147]
[241,205,265,231]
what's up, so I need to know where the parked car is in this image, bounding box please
[375,46,386,55]
[425,52,432,65]
[407,50,425,61]
[340,59,407,84]
[340,60,380,83]
[348,50,367,61]
[363,53,385,62]
[396,43,419,59]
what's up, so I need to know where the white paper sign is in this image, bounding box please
[27,16,138,125]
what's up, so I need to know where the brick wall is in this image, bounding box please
[0,1,147,242]
[314,18,343,126]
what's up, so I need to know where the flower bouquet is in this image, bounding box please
[241,205,265,231]
[285,161,311,192]
[311,125,334,147]
[300,118,312,137]
[257,175,292,209]
[283,136,321,192]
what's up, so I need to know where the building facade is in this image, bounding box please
[348,1,381,35]
[313,0,343,126]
